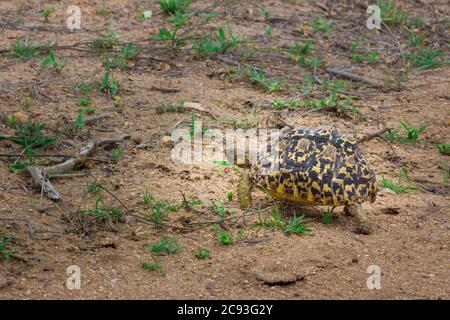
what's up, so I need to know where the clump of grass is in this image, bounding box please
[90,27,120,51]
[258,207,311,235]
[309,15,333,33]
[79,195,124,228]
[9,39,45,60]
[42,7,55,23]
[377,0,409,25]
[231,67,285,92]
[99,71,119,97]
[141,256,165,276]
[406,48,444,70]
[286,41,321,68]
[321,212,334,224]
[141,191,179,226]
[436,143,450,156]
[0,239,13,261]
[385,121,427,143]
[195,248,210,259]
[211,200,233,219]
[218,230,233,245]
[103,42,140,69]
[0,121,55,163]
[42,50,67,72]
[160,0,191,15]
[87,180,102,193]
[111,149,123,160]
[145,236,182,254]
[381,167,419,194]
[3,113,17,127]
[156,101,185,114]
[193,27,238,56]
[227,191,233,201]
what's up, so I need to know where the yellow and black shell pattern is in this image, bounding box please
[252,126,377,206]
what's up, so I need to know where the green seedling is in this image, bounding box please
[436,143,450,156]
[160,0,191,15]
[141,256,165,276]
[90,27,120,51]
[3,113,17,127]
[386,121,427,143]
[79,195,124,226]
[99,71,119,97]
[218,230,233,245]
[193,27,238,56]
[42,7,55,23]
[321,211,334,224]
[258,207,311,235]
[0,121,55,161]
[377,0,409,25]
[381,167,419,194]
[156,101,185,114]
[141,191,179,225]
[227,191,233,201]
[87,181,102,193]
[211,200,233,219]
[406,48,444,70]
[111,149,123,160]
[0,239,13,261]
[195,248,210,259]
[145,236,182,254]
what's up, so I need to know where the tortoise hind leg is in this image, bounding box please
[344,203,373,235]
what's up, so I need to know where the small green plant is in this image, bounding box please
[260,5,272,20]
[0,239,13,260]
[90,27,120,51]
[218,230,233,245]
[286,41,317,68]
[211,200,234,219]
[310,15,332,33]
[160,0,191,15]
[436,143,450,156]
[385,121,427,143]
[406,48,444,70]
[145,236,182,254]
[42,7,55,23]
[248,68,284,92]
[141,191,179,225]
[156,101,185,114]
[227,191,233,201]
[377,0,409,25]
[79,195,124,226]
[111,149,123,160]
[99,71,119,97]
[0,121,55,161]
[87,181,102,193]
[193,27,238,56]
[74,111,85,130]
[195,248,210,259]
[10,39,39,60]
[3,113,17,127]
[42,50,67,72]
[142,256,165,276]
[258,207,312,235]
[96,6,113,15]
[381,168,419,194]
[321,211,334,224]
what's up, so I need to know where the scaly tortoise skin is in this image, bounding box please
[237,126,378,234]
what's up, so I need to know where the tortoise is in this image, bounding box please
[236,126,378,234]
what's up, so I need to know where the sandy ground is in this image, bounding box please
[0,0,449,299]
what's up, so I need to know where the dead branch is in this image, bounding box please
[326,67,382,88]
[357,127,390,143]
[27,134,130,200]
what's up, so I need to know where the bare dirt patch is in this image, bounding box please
[0,0,449,299]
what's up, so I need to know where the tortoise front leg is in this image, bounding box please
[238,169,253,209]
[344,203,373,235]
